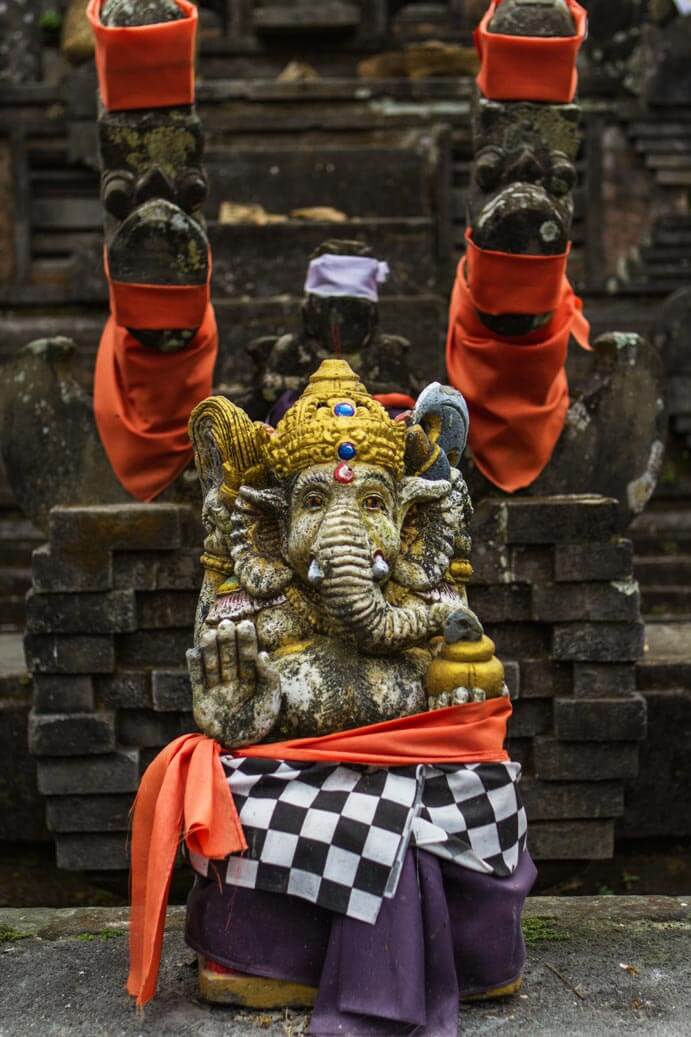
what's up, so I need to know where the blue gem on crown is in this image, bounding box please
[334,401,356,418]
[337,442,357,461]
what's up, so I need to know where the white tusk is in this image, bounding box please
[372,554,390,583]
[308,558,325,585]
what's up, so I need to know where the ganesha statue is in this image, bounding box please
[128,359,535,1036]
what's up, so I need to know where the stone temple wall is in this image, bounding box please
[26,496,647,871]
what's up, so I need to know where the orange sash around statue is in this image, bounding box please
[127,698,512,1007]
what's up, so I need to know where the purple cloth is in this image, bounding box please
[305,254,390,302]
[185,850,537,1036]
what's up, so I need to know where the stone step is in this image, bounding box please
[644,621,691,662]
[641,585,691,616]
[637,657,691,691]
[635,555,691,586]
[0,566,32,594]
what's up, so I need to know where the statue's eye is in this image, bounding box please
[304,493,325,512]
[363,495,386,513]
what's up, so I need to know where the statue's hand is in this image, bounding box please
[187,619,281,745]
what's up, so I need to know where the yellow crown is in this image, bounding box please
[262,359,407,479]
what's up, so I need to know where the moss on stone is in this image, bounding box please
[522,916,570,945]
[0,925,29,943]
[73,929,124,942]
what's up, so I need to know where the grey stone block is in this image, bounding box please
[26,589,137,635]
[529,820,614,860]
[485,622,551,659]
[96,672,150,710]
[37,749,140,796]
[504,497,619,545]
[137,591,198,630]
[56,833,129,871]
[555,695,647,742]
[49,504,184,552]
[573,663,637,697]
[554,540,634,582]
[552,622,645,662]
[152,671,192,711]
[468,584,532,623]
[534,737,640,781]
[503,660,520,699]
[33,674,94,714]
[508,699,552,738]
[32,545,113,593]
[117,630,190,668]
[519,658,572,699]
[29,711,116,757]
[113,549,202,591]
[24,634,115,675]
[533,581,641,624]
[0,699,49,841]
[521,779,625,821]
[46,794,133,833]
[117,709,196,748]
[509,546,555,585]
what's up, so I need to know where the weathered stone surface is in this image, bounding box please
[551,622,645,662]
[96,672,151,710]
[621,688,691,839]
[26,590,137,636]
[506,698,552,737]
[532,580,641,623]
[36,749,140,796]
[101,0,184,28]
[25,634,115,676]
[488,0,575,37]
[466,584,532,622]
[152,670,193,711]
[4,896,691,1033]
[49,504,185,553]
[0,0,41,83]
[0,698,48,841]
[112,549,202,591]
[534,737,640,781]
[137,592,198,630]
[554,540,634,582]
[573,663,637,698]
[117,630,190,668]
[32,545,113,594]
[117,709,196,747]
[554,694,647,742]
[528,819,614,860]
[486,622,551,658]
[521,778,625,821]
[505,497,620,545]
[46,794,133,833]
[29,711,116,757]
[33,674,95,714]
[519,658,572,699]
[0,341,129,533]
[0,139,15,283]
[56,832,129,870]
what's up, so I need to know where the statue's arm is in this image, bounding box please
[187,620,282,748]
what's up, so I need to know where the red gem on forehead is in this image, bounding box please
[333,463,355,484]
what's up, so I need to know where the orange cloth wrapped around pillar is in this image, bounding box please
[87,0,198,111]
[474,0,588,103]
[128,698,512,1008]
[446,251,590,493]
[94,298,218,503]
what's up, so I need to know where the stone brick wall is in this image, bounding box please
[26,497,647,870]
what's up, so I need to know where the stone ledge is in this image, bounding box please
[1,897,689,1035]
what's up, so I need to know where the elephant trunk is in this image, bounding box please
[314,506,451,655]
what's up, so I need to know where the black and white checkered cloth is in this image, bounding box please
[188,757,527,925]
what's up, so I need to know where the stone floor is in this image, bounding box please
[1,897,690,1036]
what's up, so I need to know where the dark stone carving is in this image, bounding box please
[462,0,666,525]
[247,239,424,419]
[97,0,210,353]
[0,0,41,83]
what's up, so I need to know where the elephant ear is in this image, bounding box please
[188,395,266,503]
[393,476,457,592]
[230,486,294,599]
[407,383,470,480]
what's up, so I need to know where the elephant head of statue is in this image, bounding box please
[190,359,473,656]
